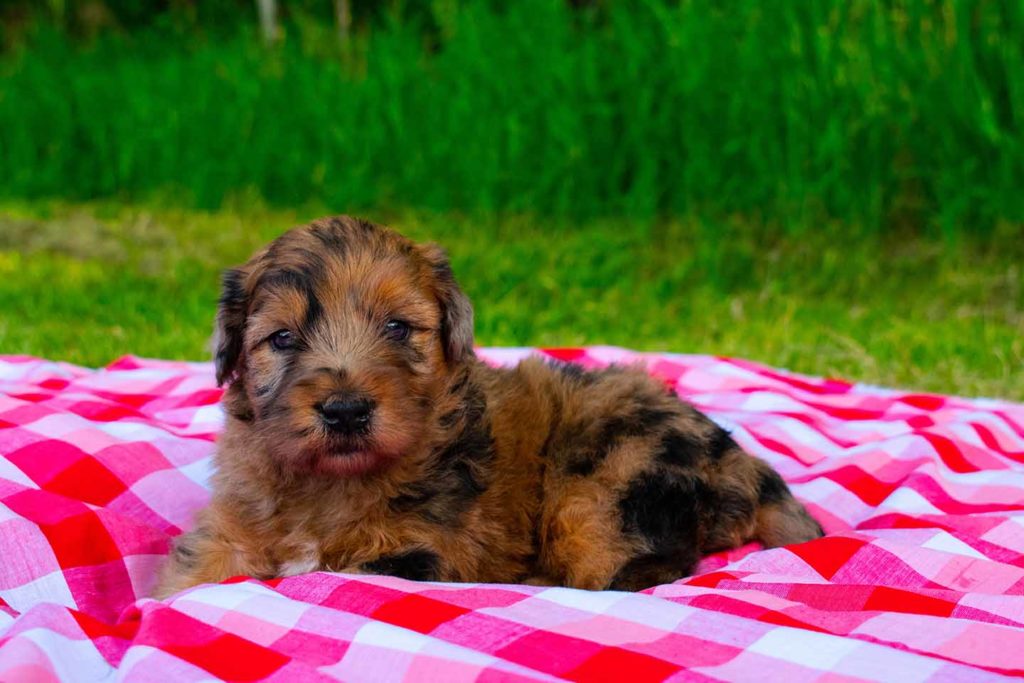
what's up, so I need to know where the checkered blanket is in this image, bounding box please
[1,348,1022,682]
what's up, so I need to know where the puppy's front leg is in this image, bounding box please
[153,522,273,599]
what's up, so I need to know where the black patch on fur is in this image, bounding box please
[427,252,474,364]
[616,470,704,588]
[757,469,790,505]
[292,246,328,271]
[302,287,323,332]
[353,217,377,234]
[254,267,324,335]
[391,382,495,524]
[610,551,699,591]
[312,222,349,254]
[389,489,433,512]
[431,385,494,495]
[448,370,470,396]
[362,549,440,581]
[215,268,249,386]
[220,267,247,302]
[550,361,595,385]
[438,409,460,428]
[601,406,674,449]
[218,268,247,330]
[620,471,700,551]
[699,484,757,553]
[256,269,312,296]
[564,404,675,476]
[717,489,755,526]
[430,257,456,285]
[707,427,738,460]
[657,430,704,468]
[565,457,598,477]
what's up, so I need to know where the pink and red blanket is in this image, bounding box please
[1,347,1023,681]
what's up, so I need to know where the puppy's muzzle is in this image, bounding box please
[317,397,374,435]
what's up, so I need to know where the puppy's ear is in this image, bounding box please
[420,244,474,364]
[213,267,249,386]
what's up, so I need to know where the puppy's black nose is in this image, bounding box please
[318,398,374,434]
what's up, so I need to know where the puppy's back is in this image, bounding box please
[477,358,822,590]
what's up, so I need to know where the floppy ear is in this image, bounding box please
[420,244,475,364]
[213,267,249,386]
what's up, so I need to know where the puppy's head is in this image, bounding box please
[214,216,474,476]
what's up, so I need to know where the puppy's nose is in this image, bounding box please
[318,397,374,434]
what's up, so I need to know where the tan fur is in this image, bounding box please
[154,216,823,598]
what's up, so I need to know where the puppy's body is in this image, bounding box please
[156,217,822,598]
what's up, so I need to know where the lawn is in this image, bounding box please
[1,202,1020,401]
[3,0,1023,234]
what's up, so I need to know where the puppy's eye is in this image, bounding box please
[270,329,296,351]
[383,319,411,342]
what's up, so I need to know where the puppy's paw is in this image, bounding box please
[152,526,269,599]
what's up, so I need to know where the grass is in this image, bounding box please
[2,0,1023,234]
[0,202,1020,401]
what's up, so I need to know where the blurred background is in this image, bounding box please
[0,0,1020,398]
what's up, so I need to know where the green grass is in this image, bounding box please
[2,0,1024,234]
[1,202,1020,401]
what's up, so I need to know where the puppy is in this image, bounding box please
[155,216,822,597]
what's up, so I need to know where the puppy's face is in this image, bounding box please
[214,217,473,476]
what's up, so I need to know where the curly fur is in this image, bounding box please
[155,216,823,597]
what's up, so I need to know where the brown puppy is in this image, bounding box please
[155,216,822,598]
